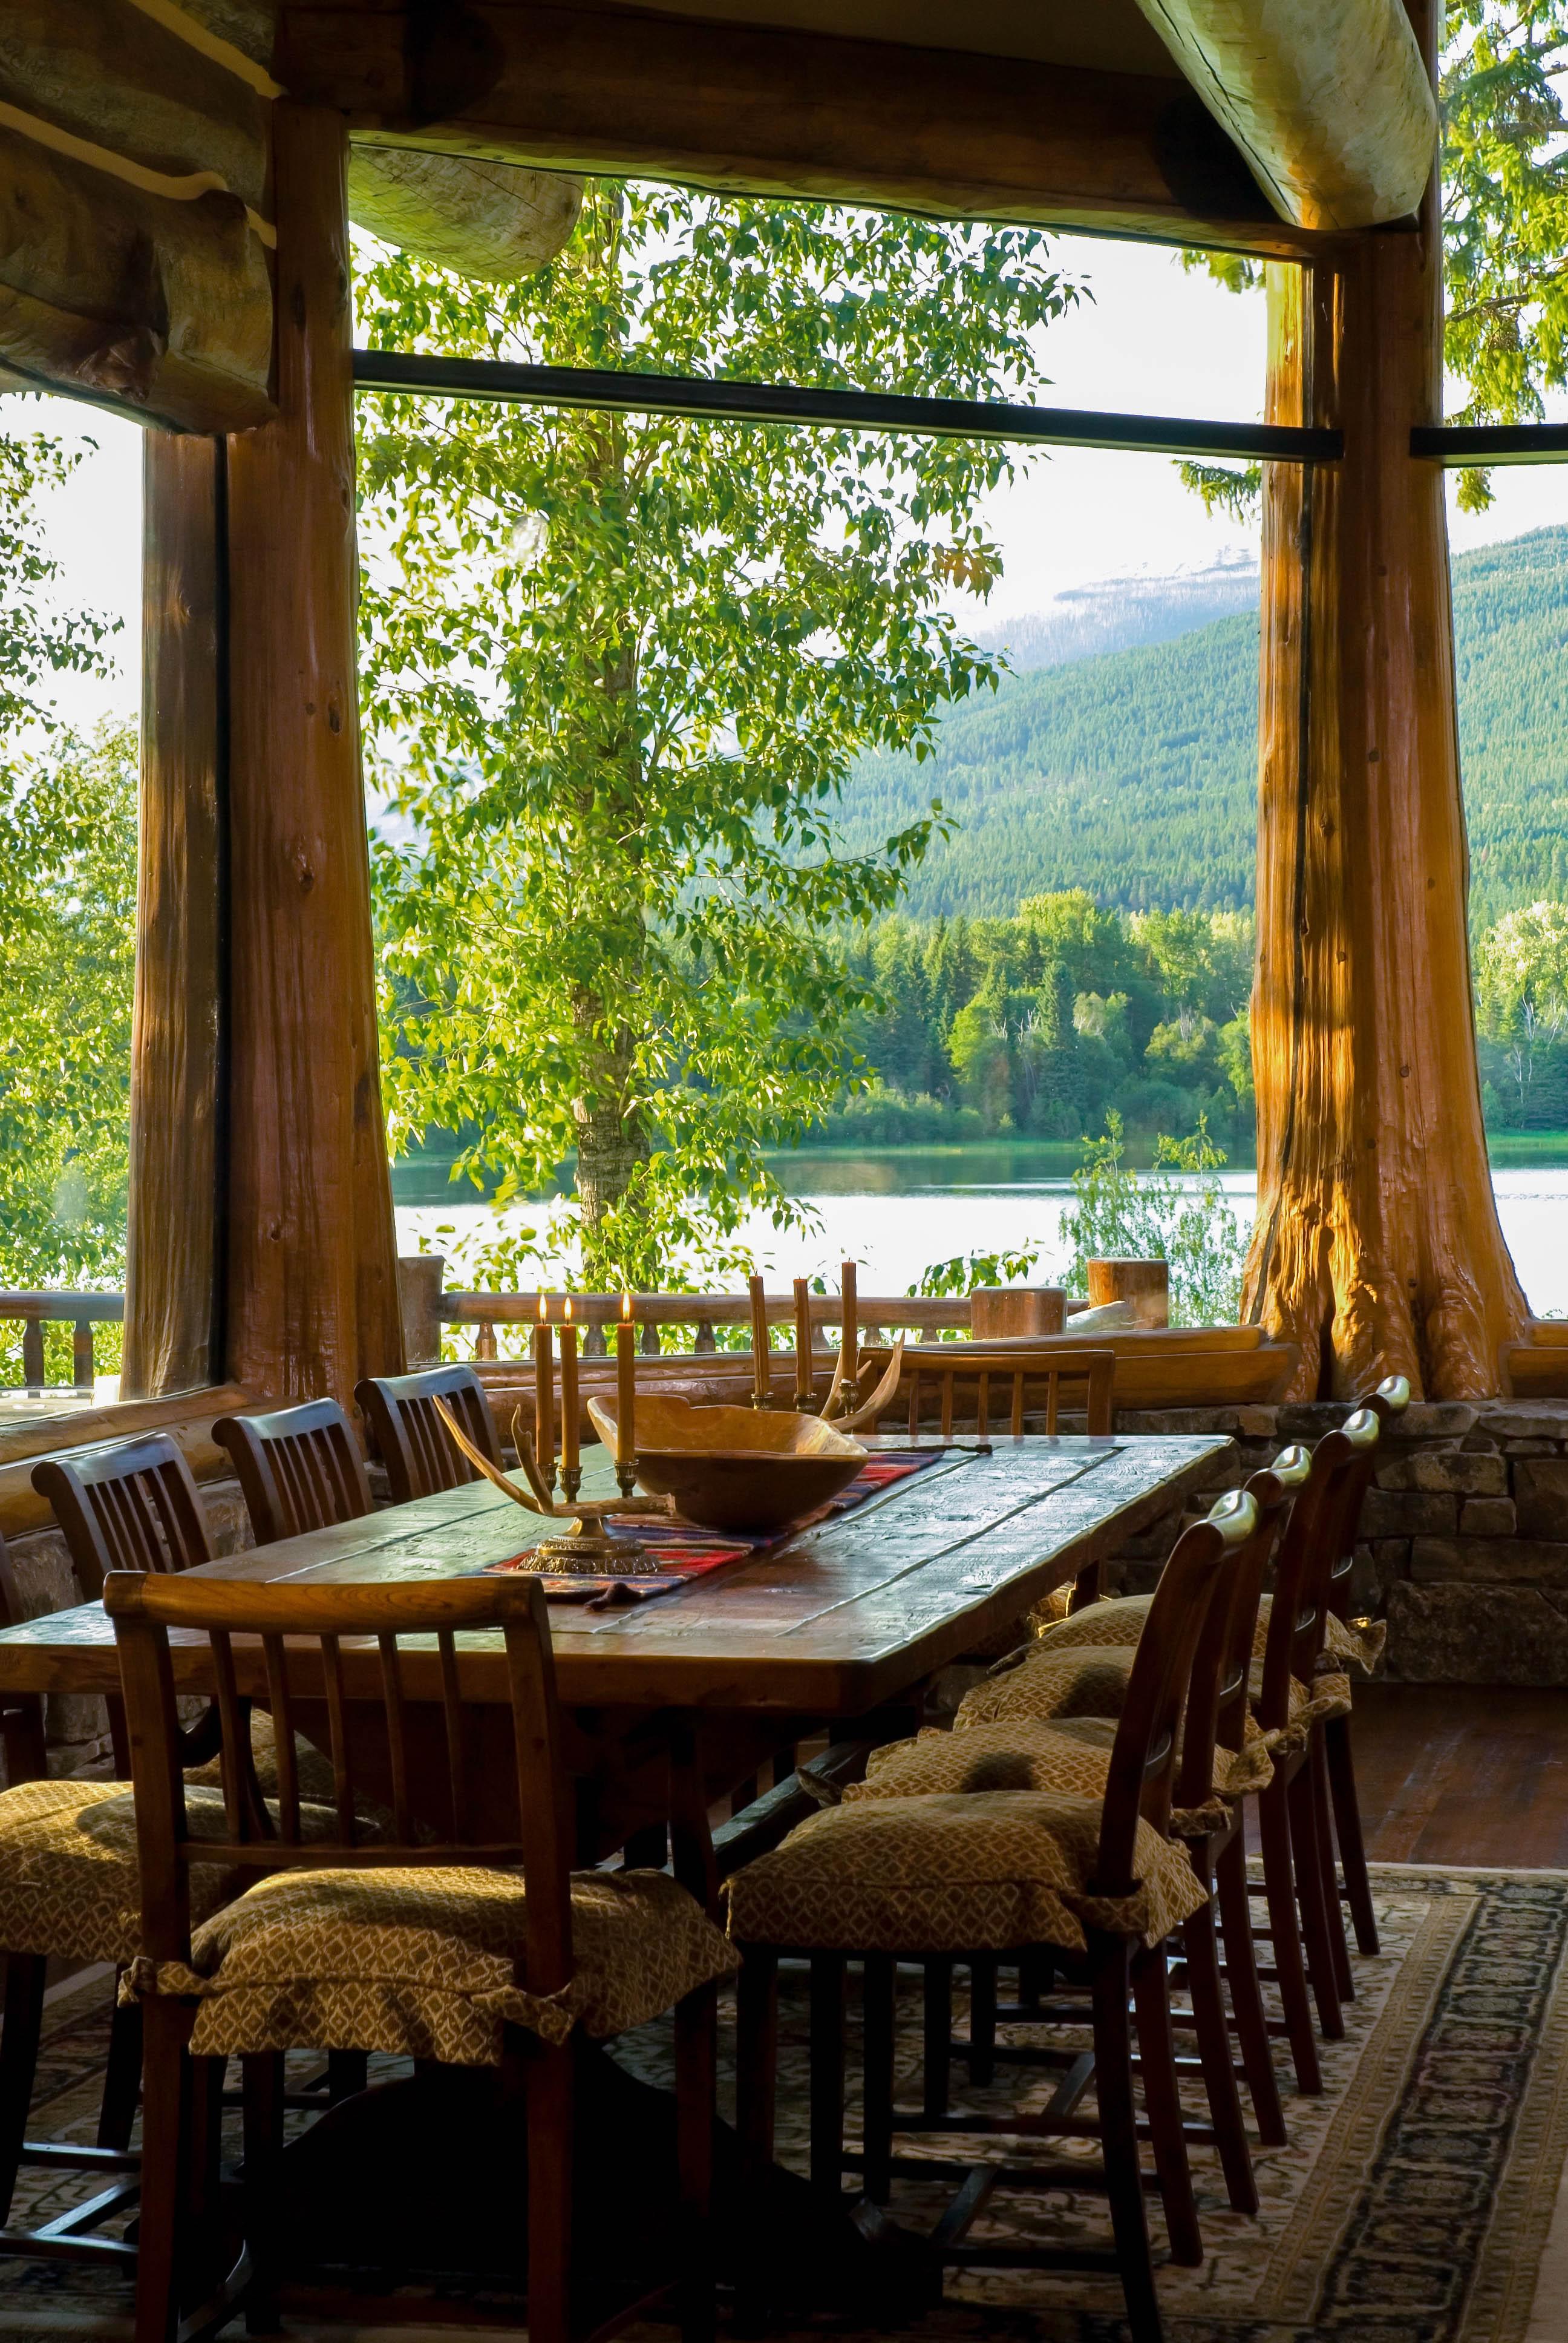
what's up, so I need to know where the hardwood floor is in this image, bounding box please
[1347,1682,1568,1869]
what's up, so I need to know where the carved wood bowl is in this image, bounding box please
[585,1395,867,1534]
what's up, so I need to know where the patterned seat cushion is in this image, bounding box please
[724,1790,1209,1956]
[0,1780,341,1965]
[1031,1590,1383,1677]
[846,1717,1271,1808]
[186,1712,397,1831]
[957,1638,1351,1743]
[125,1864,739,2064]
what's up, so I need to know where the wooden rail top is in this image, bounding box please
[0,1434,1227,1714]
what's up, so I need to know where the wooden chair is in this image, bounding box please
[104,1569,731,2343]
[0,1525,151,2272]
[356,1364,503,1505]
[962,1446,1310,2189]
[212,1398,374,1546]
[729,1489,1256,2343]
[1321,1373,1410,1956]
[859,1339,1116,1444]
[1250,1410,1382,2085]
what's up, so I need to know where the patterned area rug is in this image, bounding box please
[0,1863,1563,2342]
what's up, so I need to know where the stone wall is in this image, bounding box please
[1109,1400,1568,1684]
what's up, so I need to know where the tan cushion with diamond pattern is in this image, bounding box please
[0,1780,345,1965]
[957,1639,1346,1741]
[1031,1588,1382,1681]
[847,1717,1269,1804]
[724,1789,1209,1955]
[125,1864,739,2064]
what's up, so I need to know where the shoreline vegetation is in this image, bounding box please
[389,1127,1568,1207]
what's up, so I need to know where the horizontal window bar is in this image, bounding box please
[353,350,1342,464]
[1412,423,1568,465]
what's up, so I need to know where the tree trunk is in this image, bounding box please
[123,432,224,1398]
[223,103,403,1404]
[1244,0,1530,1398]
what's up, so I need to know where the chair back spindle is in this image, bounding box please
[1096,1488,1257,1890]
[1174,1446,1308,1815]
[356,1366,504,1506]
[1256,1410,1380,1734]
[212,1399,374,1547]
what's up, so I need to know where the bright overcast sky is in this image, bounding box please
[24,229,1568,729]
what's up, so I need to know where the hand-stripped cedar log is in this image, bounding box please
[1131,0,1436,229]
[1245,0,1530,1401]
[0,134,273,431]
[277,2,1315,258]
[123,434,226,1401]
[346,146,582,280]
[224,103,404,1407]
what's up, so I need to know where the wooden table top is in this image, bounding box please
[0,1434,1227,1715]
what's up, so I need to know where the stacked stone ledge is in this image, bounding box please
[1106,1401,1568,1685]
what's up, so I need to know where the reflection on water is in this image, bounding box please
[396,1145,1568,1321]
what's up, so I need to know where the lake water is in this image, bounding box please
[395,1152,1568,1319]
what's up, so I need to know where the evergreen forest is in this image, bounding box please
[838,526,1568,928]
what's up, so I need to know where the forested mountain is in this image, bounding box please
[975,554,1258,671]
[844,526,1568,924]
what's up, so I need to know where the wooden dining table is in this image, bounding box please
[0,1431,1229,1856]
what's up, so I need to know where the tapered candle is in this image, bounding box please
[840,1258,858,1397]
[559,1297,580,1476]
[748,1273,771,1407]
[534,1295,555,1487]
[794,1276,813,1409]
[615,1293,637,1467]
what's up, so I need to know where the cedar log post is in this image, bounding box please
[1244,0,1530,1400]
[123,434,226,1398]
[221,101,403,1404]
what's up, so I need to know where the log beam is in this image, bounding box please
[1244,2,1530,1400]
[223,101,404,1406]
[278,1,1318,257]
[123,434,227,1400]
[1132,0,1437,230]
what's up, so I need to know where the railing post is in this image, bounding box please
[970,1285,1067,1339]
[72,1321,94,1395]
[21,1318,44,1397]
[475,1320,498,1362]
[1086,1259,1169,1327]
[397,1254,445,1369]
[694,1317,716,1353]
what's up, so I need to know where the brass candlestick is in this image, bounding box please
[560,1462,583,1506]
[615,1458,640,1501]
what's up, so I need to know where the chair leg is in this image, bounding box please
[0,1955,46,2224]
[675,1984,717,2343]
[326,2050,367,2103]
[808,1955,846,2200]
[1131,1947,1202,2267]
[922,1959,952,2120]
[1215,1834,1287,2146]
[1257,1781,1322,2094]
[967,1954,998,2088]
[1181,1898,1257,2215]
[735,1945,778,2164]
[861,1956,895,2207]
[1091,1939,1163,2343]
[1288,1763,1344,2042]
[135,1997,191,2343]
[98,1990,143,2151]
[526,2037,575,2343]
[1310,1734,1354,2003]
[240,2054,286,2336]
[1325,1712,1380,1955]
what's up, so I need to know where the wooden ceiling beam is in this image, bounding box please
[278,2,1328,258]
[1133,0,1437,232]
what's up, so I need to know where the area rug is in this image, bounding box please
[0,1863,1563,2342]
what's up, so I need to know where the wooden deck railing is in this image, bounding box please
[0,1293,124,1396]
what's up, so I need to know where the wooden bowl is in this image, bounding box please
[586,1395,867,1533]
